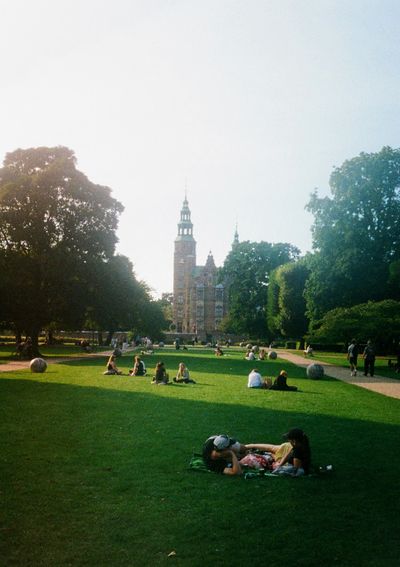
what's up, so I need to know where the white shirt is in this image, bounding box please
[248,370,263,388]
[246,352,255,361]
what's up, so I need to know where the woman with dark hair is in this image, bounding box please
[104,354,122,375]
[245,428,311,476]
[152,362,169,385]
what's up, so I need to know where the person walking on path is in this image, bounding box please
[363,340,376,377]
[347,339,359,376]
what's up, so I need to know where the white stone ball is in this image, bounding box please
[307,363,324,379]
[268,351,277,360]
[30,358,47,373]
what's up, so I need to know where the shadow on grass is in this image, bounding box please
[1,376,399,566]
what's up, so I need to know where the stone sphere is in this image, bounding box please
[246,343,253,350]
[252,345,259,353]
[268,351,277,360]
[307,363,324,379]
[158,341,165,348]
[30,358,47,373]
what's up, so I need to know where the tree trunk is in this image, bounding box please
[97,331,104,346]
[29,329,41,358]
[46,329,56,345]
[106,330,114,346]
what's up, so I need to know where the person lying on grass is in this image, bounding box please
[103,354,123,375]
[202,435,246,475]
[245,428,311,477]
[151,361,169,385]
[173,362,196,383]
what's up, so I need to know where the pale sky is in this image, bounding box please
[1,0,399,296]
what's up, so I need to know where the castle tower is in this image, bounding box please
[173,197,196,333]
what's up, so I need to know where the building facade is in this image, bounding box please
[172,197,228,340]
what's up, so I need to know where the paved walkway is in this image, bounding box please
[277,350,400,400]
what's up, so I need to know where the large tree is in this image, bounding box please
[220,241,300,338]
[0,146,124,353]
[305,146,400,325]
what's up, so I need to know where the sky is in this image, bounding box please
[1,0,399,296]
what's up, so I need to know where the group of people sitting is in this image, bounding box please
[247,368,298,391]
[103,355,196,385]
[202,428,311,477]
[245,347,267,361]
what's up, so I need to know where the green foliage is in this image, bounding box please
[220,241,300,338]
[267,260,309,338]
[310,299,400,349]
[305,146,400,323]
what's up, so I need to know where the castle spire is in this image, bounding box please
[176,194,194,239]
[232,222,239,247]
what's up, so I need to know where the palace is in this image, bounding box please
[172,197,236,341]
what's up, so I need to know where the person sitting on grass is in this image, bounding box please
[103,354,123,375]
[270,370,298,391]
[258,348,266,360]
[129,355,146,376]
[151,361,169,385]
[304,344,313,357]
[202,435,246,475]
[215,346,224,356]
[174,362,196,383]
[245,428,311,477]
[245,349,255,361]
[247,368,272,389]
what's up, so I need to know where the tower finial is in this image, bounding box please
[233,219,239,247]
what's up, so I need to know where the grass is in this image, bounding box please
[1,348,399,566]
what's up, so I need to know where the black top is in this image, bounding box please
[288,444,311,474]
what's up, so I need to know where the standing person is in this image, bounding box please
[174,362,196,383]
[347,339,359,376]
[363,340,376,377]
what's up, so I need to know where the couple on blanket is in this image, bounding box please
[202,428,311,477]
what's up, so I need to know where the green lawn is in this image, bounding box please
[1,348,399,566]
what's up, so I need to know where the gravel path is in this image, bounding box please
[277,350,400,400]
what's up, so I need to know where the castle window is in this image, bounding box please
[177,295,183,304]
[215,305,223,318]
[215,286,224,301]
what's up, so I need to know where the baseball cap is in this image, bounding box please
[213,435,232,451]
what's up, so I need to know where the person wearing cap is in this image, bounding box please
[245,428,311,476]
[270,370,298,391]
[202,435,245,475]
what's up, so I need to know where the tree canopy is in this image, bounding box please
[305,146,400,325]
[0,146,166,351]
[219,241,300,338]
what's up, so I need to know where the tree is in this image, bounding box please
[220,241,300,338]
[267,260,309,339]
[309,300,400,351]
[305,146,400,325]
[0,146,124,354]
